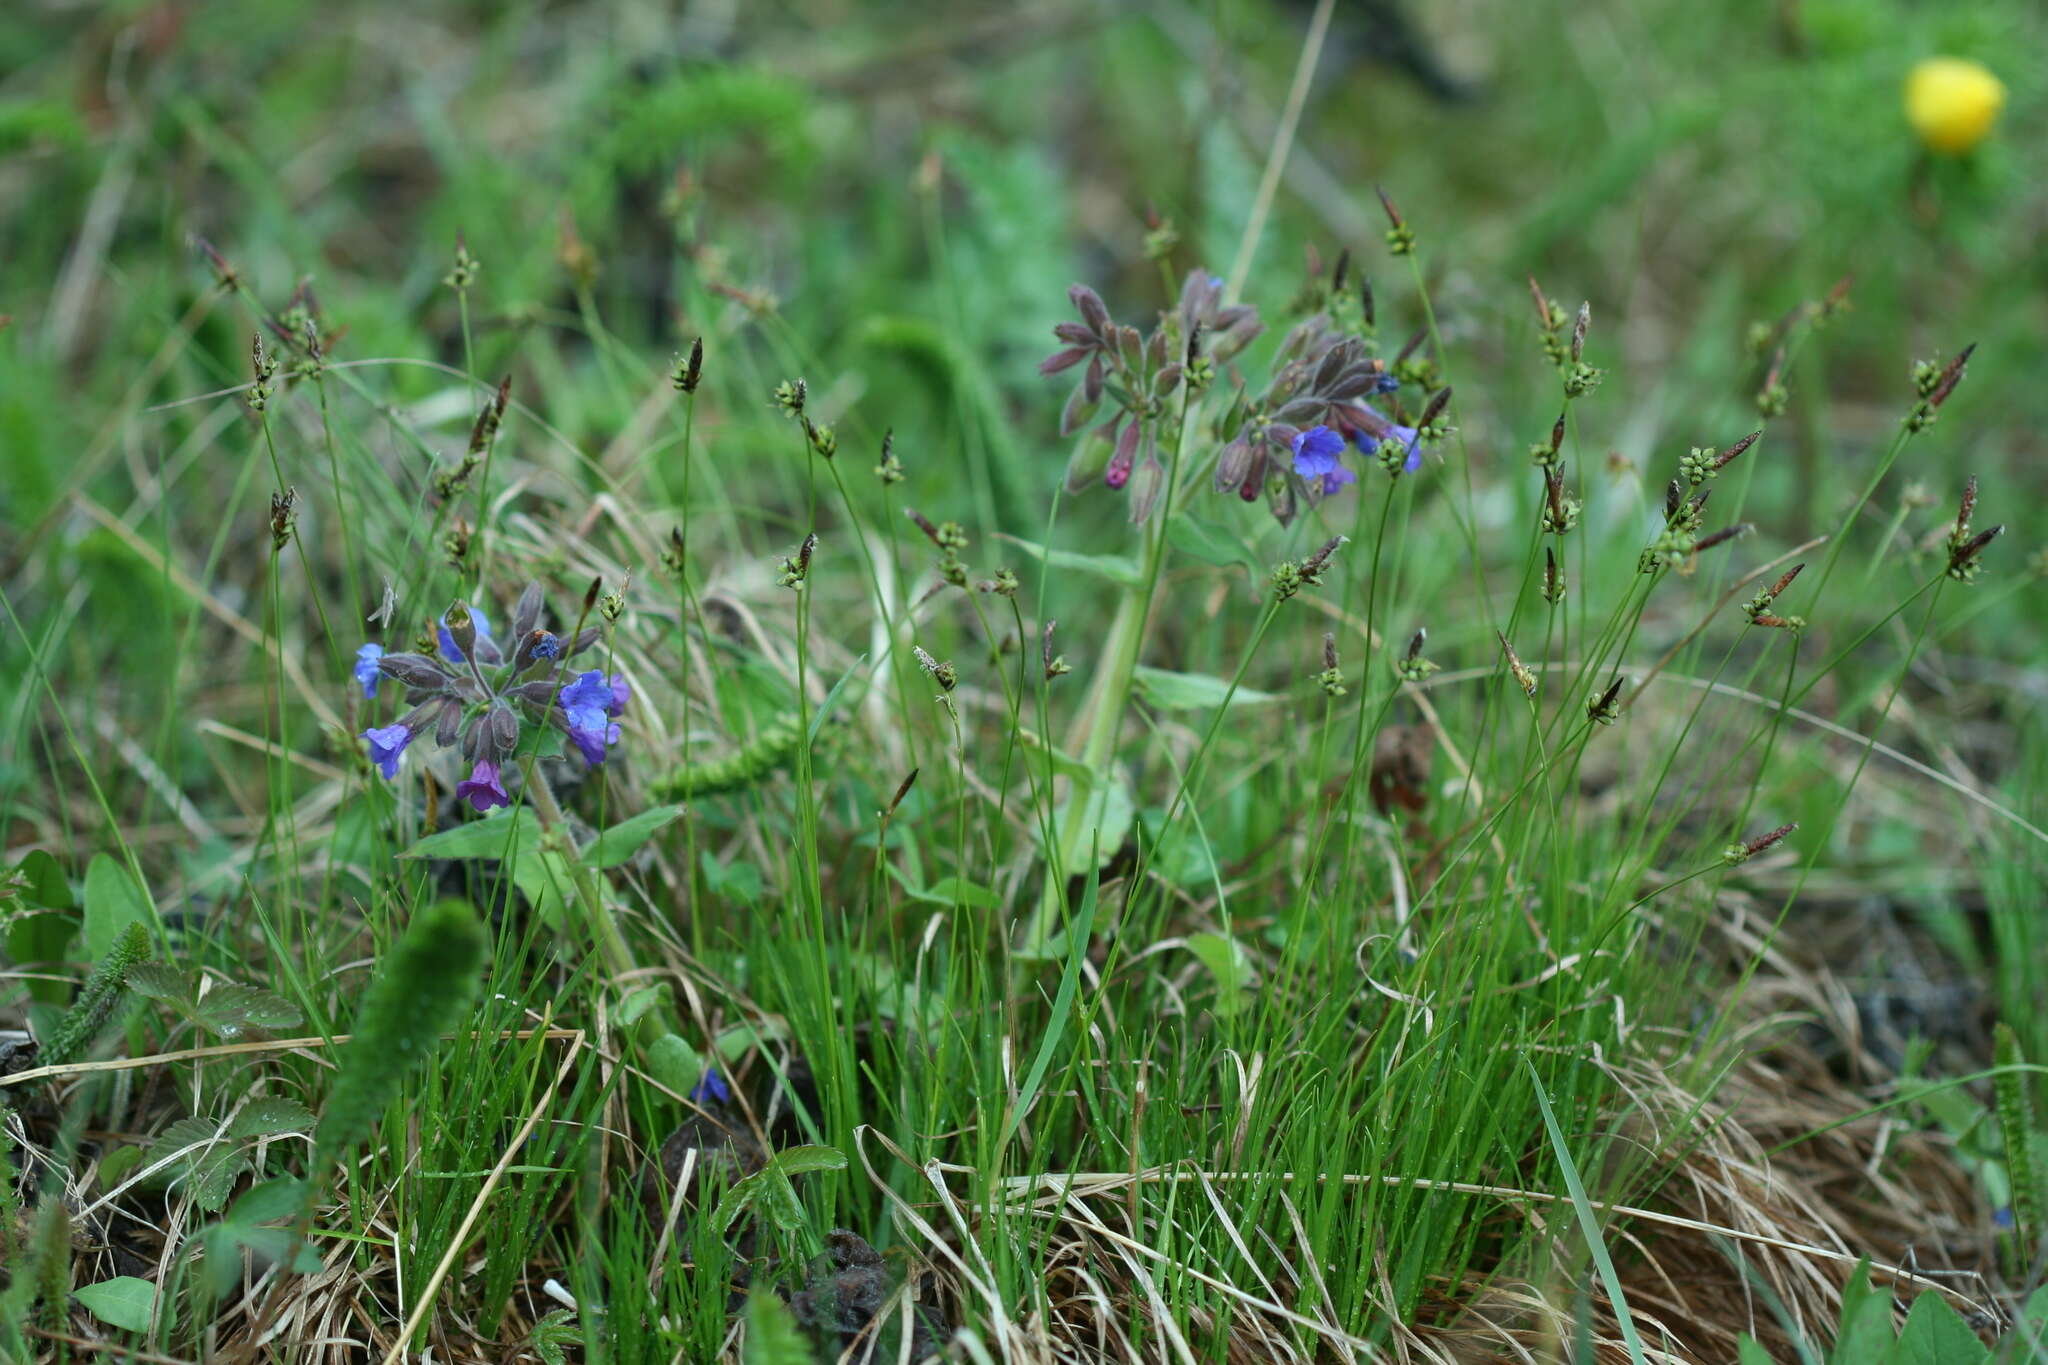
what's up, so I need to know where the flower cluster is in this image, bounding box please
[351,582,629,811]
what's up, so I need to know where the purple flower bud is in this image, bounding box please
[353,644,385,699]
[455,760,511,812]
[362,724,414,779]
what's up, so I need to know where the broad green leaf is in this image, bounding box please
[96,1145,143,1189]
[83,854,150,960]
[195,984,303,1037]
[1736,1335,1772,1365]
[6,910,77,1004]
[701,853,763,906]
[888,866,1000,909]
[1890,1292,1988,1365]
[233,1223,324,1274]
[19,849,74,909]
[1168,515,1265,591]
[402,809,543,860]
[1134,666,1280,711]
[511,850,575,924]
[512,726,566,759]
[645,1032,707,1098]
[584,805,683,869]
[1184,933,1255,1016]
[615,982,672,1027]
[125,962,187,1002]
[229,1097,316,1140]
[1014,727,1093,781]
[1833,1259,1894,1362]
[744,1290,811,1365]
[998,535,1142,588]
[1051,778,1134,870]
[73,1276,156,1332]
[228,1175,310,1225]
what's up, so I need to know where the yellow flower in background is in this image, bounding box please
[1905,57,2007,155]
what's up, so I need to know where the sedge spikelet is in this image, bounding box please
[653,710,807,799]
[313,899,488,1175]
[1993,1023,2039,1259]
[41,922,150,1067]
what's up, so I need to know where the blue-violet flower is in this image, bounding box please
[353,643,385,699]
[362,724,413,779]
[456,759,511,812]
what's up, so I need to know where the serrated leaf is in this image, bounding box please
[126,961,188,1002]
[1890,1292,1988,1365]
[767,1145,847,1178]
[1185,933,1255,1016]
[229,1097,316,1140]
[83,854,151,960]
[228,1175,310,1226]
[1134,666,1280,711]
[73,1276,157,1332]
[744,1291,811,1365]
[401,809,543,860]
[714,1145,846,1235]
[583,805,683,869]
[195,984,304,1037]
[190,1152,248,1211]
[998,535,1143,588]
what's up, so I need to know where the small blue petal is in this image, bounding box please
[1291,425,1346,478]
[353,643,385,700]
[690,1067,731,1104]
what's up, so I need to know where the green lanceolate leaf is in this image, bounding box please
[998,534,1143,588]
[82,854,151,960]
[72,1276,157,1333]
[1185,932,1255,1016]
[1134,666,1281,710]
[583,804,683,869]
[402,809,543,860]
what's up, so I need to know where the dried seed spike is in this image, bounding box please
[1405,627,1427,663]
[904,507,942,545]
[583,576,603,612]
[1185,320,1204,367]
[887,768,920,816]
[1498,630,1538,697]
[1930,342,1976,407]
[1528,275,1552,329]
[1419,386,1452,429]
[1331,248,1351,295]
[1714,429,1761,471]
[1954,524,2004,562]
[1664,478,1684,519]
[1375,185,1404,229]
[1323,631,1340,672]
[1766,563,1805,601]
[1694,523,1753,553]
[1302,535,1346,576]
[1955,474,1978,538]
[1570,302,1590,363]
[1547,466,1569,524]
[1359,276,1375,329]
[1550,411,1567,455]
[1726,821,1798,865]
[1396,327,1428,365]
